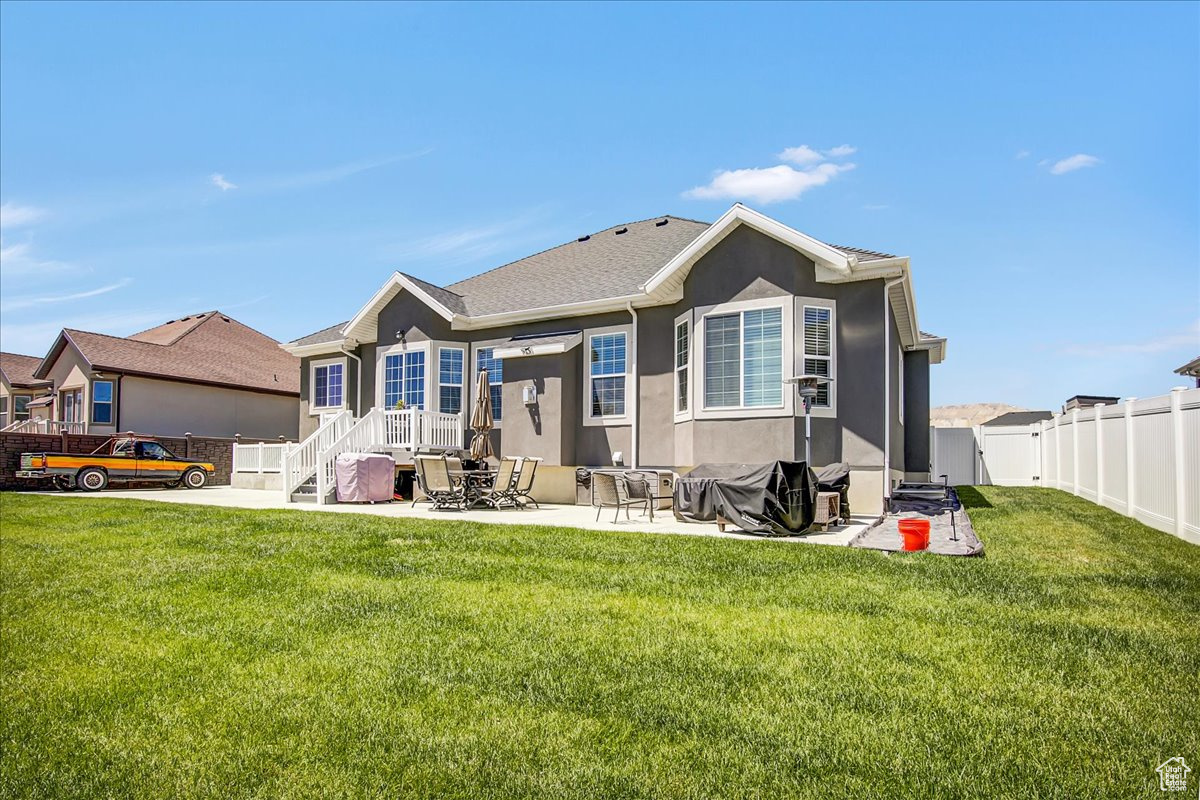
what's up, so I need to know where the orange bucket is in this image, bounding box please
[898,518,931,551]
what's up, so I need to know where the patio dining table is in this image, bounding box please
[449,468,496,509]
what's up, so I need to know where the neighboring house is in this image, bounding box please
[282,204,947,512]
[0,353,54,430]
[30,311,301,439]
[1062,394,1120,412]
[1175,355,1200,388]
[982,410,1053,427]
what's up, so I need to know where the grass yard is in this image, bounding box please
[2,488,1198,799]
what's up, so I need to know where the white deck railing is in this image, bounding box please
[0,419,85,435]
[232,441,293,474]
[281,410,354,498]
[310,407,464,503]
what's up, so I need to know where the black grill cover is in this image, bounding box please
[673,461,817,535]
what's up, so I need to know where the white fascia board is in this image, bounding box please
[818,256,910,283]
[640,203,854,297]
[280,340,348,357]
[451,294,647,331]
[341,272,458,343]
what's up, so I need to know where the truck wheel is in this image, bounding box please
[164,479,182,489]
[182,468,208,489]
[53,475,76,491]
[77,468,108,492]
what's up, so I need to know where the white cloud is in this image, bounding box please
[0,202,47,230]
[1057,320,1199,357]
[0,309,181,356]
[684,162,855,205]
[1015,149,1030,160]
[381,212,547,264]
[263,149,434,191]
[778,145,824,165]
[210,173,237,191]
[778,144,856,165]
[1049,154,1100,175]
[1,279,132,313]
[0,239,81,278]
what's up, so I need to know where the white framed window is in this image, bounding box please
[59,389,83,423]
[310,357,346,413]
[0,395,7,428]
[438,347,464,415]
[589,332,627,419]
[801,306,833,409]
[674,314,691,418]
[91,380,114,425]
[581,324,631,425]
[702,306,784,410]
[377,343,429,410]
[475,346,503,422]
[13,393,33,422]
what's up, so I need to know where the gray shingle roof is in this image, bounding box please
[444,216,711,316]
[983,410,1054,426]
[290,321,348,347]
[289,214,907,344]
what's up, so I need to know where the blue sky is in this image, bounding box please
[1,1,1197,410]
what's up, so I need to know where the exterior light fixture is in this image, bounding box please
[785,374,834,465]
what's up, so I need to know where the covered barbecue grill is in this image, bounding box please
[673,461,818,535]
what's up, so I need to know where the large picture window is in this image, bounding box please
[312,361,344,410]
[383,351,426,410]
[91,380,114,425]
[476,347,503,421]
[589,332,627,418]
[802,306,832,408]
[439,347,464,415]
[703,306,784,409]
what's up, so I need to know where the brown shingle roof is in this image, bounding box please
[0,352,52,389]
[44,312,299,396]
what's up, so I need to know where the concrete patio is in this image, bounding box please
[30,486,877,545]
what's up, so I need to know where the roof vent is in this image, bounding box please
[222,316,230,322]
[655,218,669,227]
[615,227,628,235]
[577,235,590,242]
[180,316,190,321]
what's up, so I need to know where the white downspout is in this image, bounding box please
[340,342,363,418]
[626,301,639,469]
[883,278,905,504]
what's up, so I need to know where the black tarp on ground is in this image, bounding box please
[673,461,817,535]
[887,483,962,516]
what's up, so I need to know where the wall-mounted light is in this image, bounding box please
[395,328,407,344]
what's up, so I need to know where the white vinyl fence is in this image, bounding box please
[932,388,1199,544]
[232,441,293,474]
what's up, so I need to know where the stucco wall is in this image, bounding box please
[119,376,299,439]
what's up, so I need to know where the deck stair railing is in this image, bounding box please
[281,410,354,498]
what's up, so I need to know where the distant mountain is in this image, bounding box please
[930,403,1026,428]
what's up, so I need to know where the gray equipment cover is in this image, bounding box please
[335,453,395,503]
[672,461,817,535]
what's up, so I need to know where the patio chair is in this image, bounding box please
[512,457,542,509]
[622,471,657,522]
[592,471,651,523]
[476,456,520,509]
[445,455,464,473]
[414,456,466,511]
[411,458,432,508]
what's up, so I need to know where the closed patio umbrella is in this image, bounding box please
[470,368,494,462]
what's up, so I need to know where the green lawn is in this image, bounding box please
[2,488,1197,799]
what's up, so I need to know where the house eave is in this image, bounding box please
[280,339,350,357]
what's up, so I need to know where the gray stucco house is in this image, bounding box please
[281,204,946,513]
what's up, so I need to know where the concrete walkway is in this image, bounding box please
[30,486,876,546]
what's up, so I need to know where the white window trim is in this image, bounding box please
[90,380,114,426]
[797,298,837,418]
[695,297,794,420]
[471,339,507,429]
[375,341,432,411]
[673,310,692,422]
[309,357,348,415]
[582,323,632,427]
[437,345,466,416]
